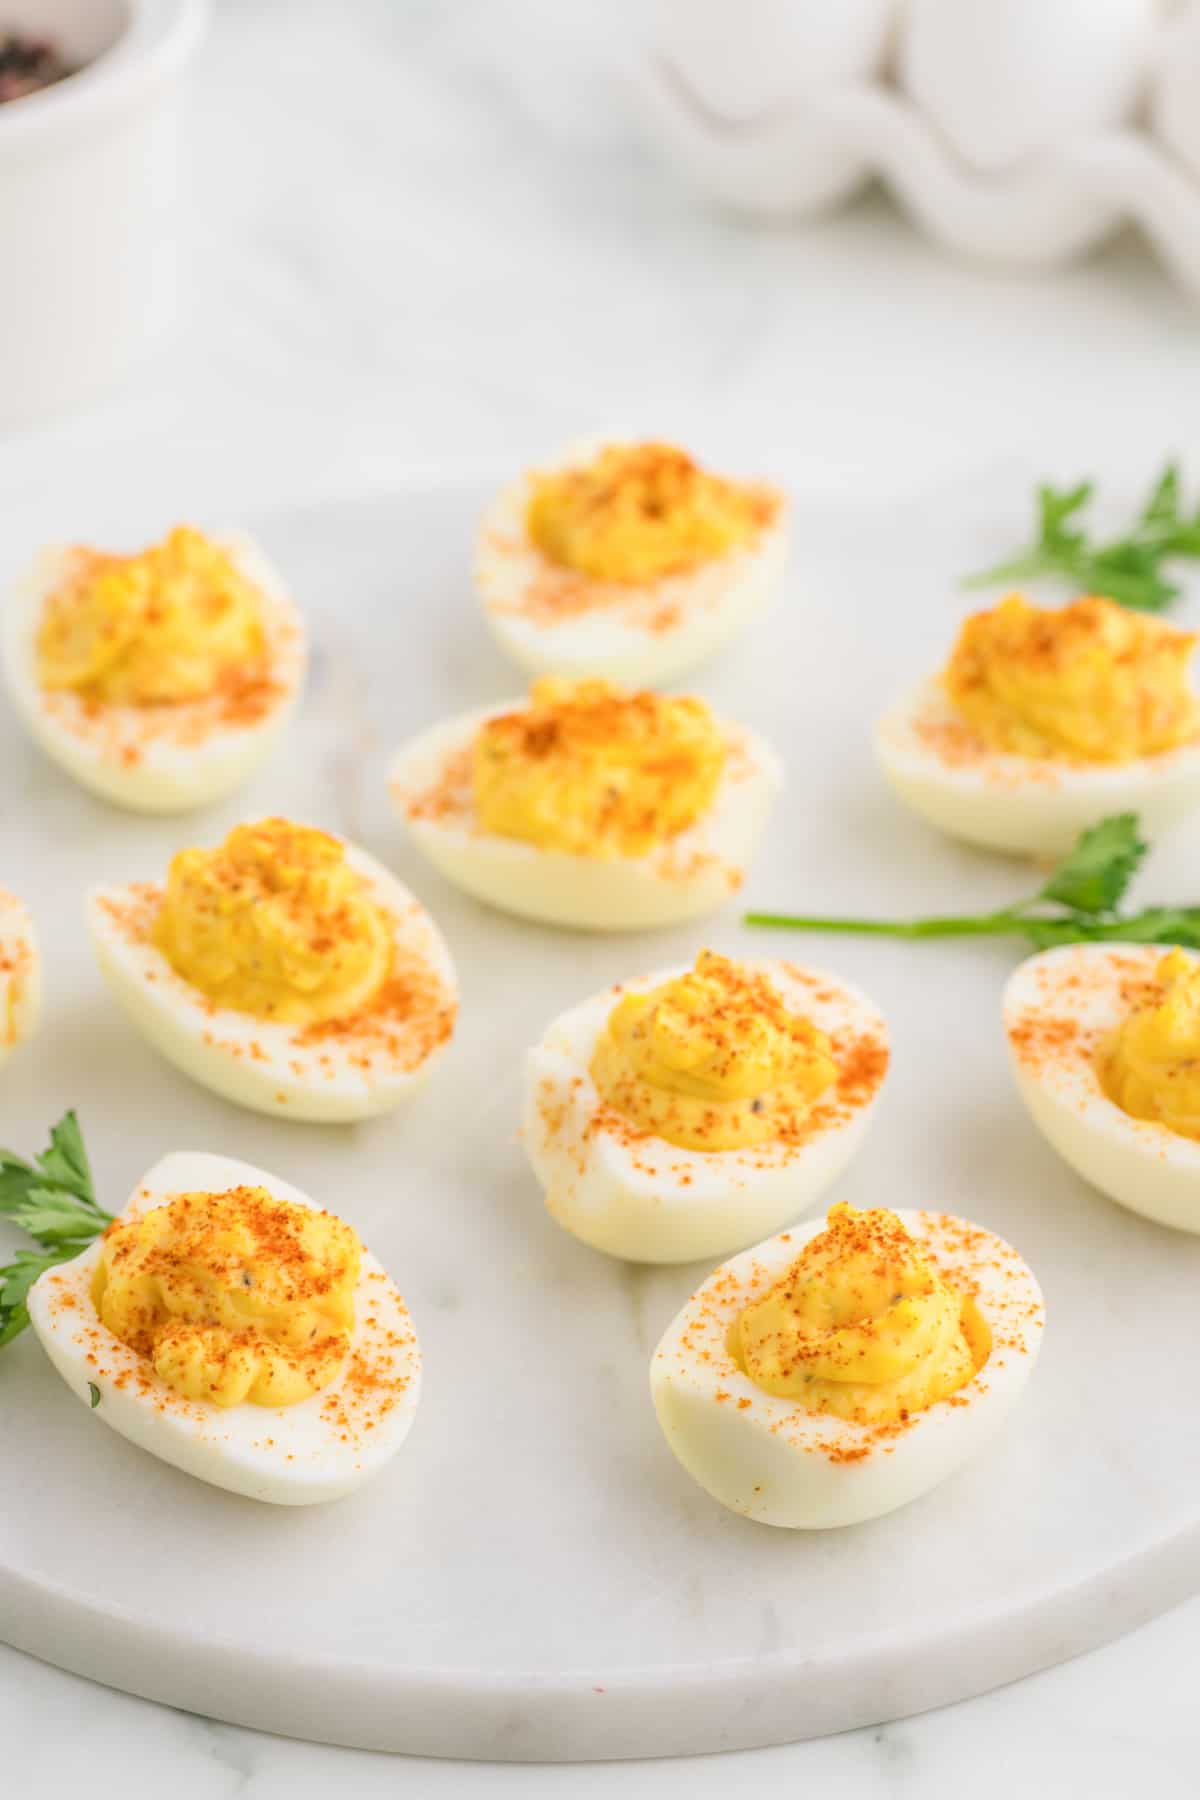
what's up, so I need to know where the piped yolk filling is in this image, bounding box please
[94,1185,361,1409]
[590,950,836,1152]
[526,442,774,583]
[942,592,1198,764]
[729,1203,988,1424]
[0,908,31,1046]
[472,678,726,859]
[1102,948,1200,1138]
[153,818,392,1026]
[36,525,266,706]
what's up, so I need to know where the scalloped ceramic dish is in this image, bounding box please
[639,1,1200,297]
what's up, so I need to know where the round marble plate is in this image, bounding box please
[2,480,1199,1761]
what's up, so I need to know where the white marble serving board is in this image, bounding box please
[2,479,1199,1763]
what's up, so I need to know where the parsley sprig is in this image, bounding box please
[0,1112,110,1348]
[963,463,1200,613]
[746,814,1200,951]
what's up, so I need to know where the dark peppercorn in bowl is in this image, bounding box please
[0,32,74,104]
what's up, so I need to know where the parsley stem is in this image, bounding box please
[743,909,1021,938]
[960,553,1050,590]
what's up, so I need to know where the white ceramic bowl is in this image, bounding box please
[0,0,207,427]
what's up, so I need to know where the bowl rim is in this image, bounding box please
[0,0,208,146]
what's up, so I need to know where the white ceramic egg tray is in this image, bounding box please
[2,476,1200,1761]
[639,0,1200,297]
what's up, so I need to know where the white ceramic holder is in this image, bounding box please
[0,0,208,428]
[640,0,1200,298]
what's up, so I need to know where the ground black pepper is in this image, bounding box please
[0,34,73,104]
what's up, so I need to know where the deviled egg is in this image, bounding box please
[477,440,788,686]
[3,524,306,812]
[652,1201,1043,1529]
[1005,940,1200,1233]
[876,594,1200,856]
[389,678,780,931]
[88,817,457,1122]
[523,951,889,1262]
[28,1151,421,1504]
[0,886,39,1065]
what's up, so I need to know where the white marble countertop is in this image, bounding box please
[4,0,1200,1792]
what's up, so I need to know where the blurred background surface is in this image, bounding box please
[2,0,1197,542]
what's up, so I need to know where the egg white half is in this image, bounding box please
[523,961,889,1263]
[2,531,307,813]
[0,887,39,1066]
[87,842,458,1123]
[476,449,789,687]
[651,1208,1043,1529]
[876,677,1200,857]
[389,702,781,932]
[27,1151,421,1506]
[1005,941,1200,1234]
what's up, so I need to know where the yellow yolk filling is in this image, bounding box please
[1102,948,1200,1138]
[95,1185,360,1409]
[153,818,392,1026]
[730,1204,988,1424]
[526,442,773,583]
[589,950,837,1152]
[472,677,726,859]
[36,525,266,706]
[943,593,1198,763]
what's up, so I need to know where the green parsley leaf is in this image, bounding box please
[6,1192,104,1243]
[1142,461,1181,531]
[1038,479,1092,555]
[745,813,1196,954]
[963,462,1200,612]
[34,1110,95,1205]
[0,1113,109,1350]
[0,1246,78,1348]
[1019,907,1200,950]
[1036,813,1146,915]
